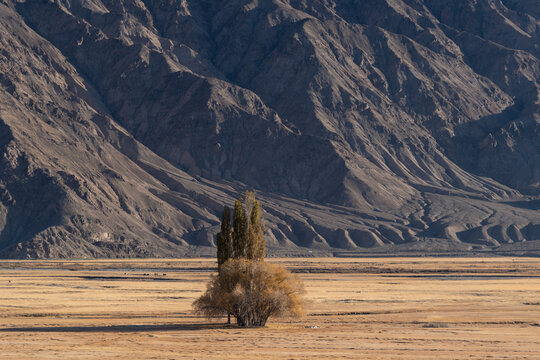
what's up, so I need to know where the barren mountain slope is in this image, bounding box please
[0,0,539,258]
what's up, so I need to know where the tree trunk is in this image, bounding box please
[236,315,246,327]
[235,314,268,327]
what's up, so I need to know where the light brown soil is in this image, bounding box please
[0,258,539,359]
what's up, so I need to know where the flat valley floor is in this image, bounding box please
[0,257,539,359]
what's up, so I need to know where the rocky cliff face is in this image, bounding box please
[0,0,539,258]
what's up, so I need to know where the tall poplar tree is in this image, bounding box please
[220,193,265,261]
[216,206,232,269]
[232,197,247,258]
[250,200,265,260]
[244,191,256,219]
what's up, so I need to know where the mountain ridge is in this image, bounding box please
[0,0,539,258]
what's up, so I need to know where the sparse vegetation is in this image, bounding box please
[195,192,303,327]
[194,259,305,327]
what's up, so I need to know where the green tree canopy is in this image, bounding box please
[216,206,232,269]
[247,200,265,260]
[232,197,247,258]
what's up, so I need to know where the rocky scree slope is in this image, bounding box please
[0,0,539,258]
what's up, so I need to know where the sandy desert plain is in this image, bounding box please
[0,257,539,359]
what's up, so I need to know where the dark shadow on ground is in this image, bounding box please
[0,323,233,332]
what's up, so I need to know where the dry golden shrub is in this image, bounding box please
[193,259,305,327]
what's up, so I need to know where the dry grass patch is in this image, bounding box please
[0,257,539,359]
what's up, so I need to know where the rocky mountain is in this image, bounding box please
[0,0,539,258]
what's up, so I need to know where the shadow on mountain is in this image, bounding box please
[503,199,540,211]
[0,168,66,257]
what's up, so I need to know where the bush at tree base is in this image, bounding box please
[193,259,305,327]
